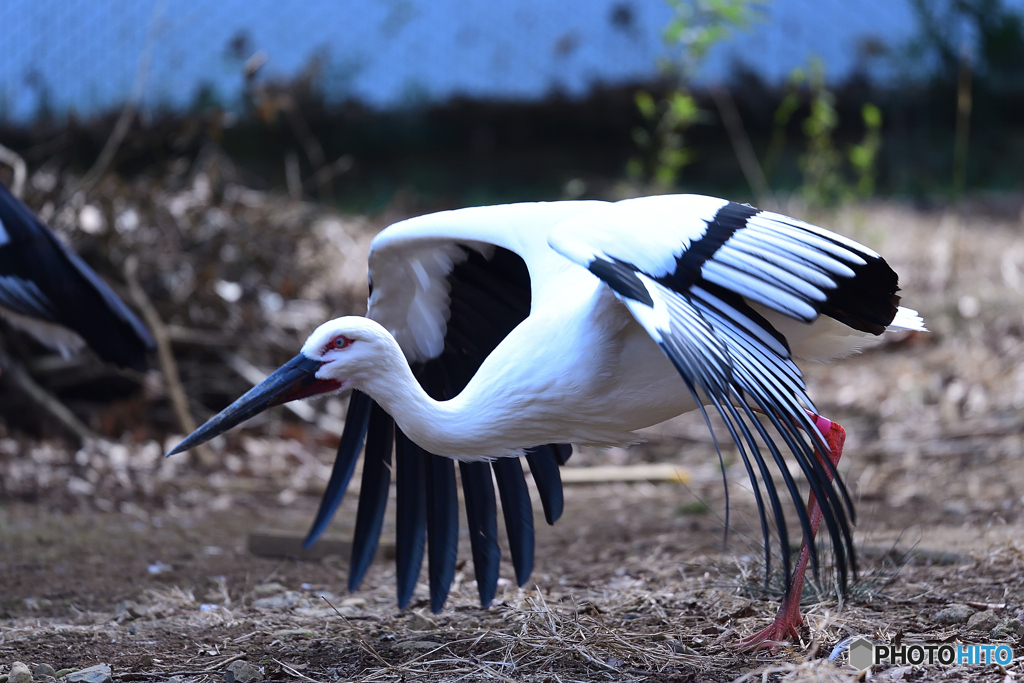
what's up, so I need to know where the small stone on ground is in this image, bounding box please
[32,665,55,680]
[9,663,32,683]
[934,604,975,625]
[967,610,1001,632]
[225,661,262,683]
[65,665,112,683]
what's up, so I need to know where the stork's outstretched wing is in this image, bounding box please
[550,195,922,592]
[306,202,596,611]
[0,182,154,369]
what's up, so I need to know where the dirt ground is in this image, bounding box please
[3,201,1024,682]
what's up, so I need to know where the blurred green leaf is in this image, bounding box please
[862,102,882,129]
[634,90,657,120]
[668,92,699,124]
[655,165,678,186]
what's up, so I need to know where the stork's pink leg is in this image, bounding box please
[737,415,846,651]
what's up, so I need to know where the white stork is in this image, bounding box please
[170,194,924,648]
[0,181,153,370]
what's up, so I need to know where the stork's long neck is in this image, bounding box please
[353,336,496,459]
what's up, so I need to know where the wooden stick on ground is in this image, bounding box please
[0,345,98,443]
[124,256,216,466]
[0,143,27,198]
[557,463,691,485]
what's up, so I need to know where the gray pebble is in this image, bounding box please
[65,665,111,683]
[408,611,437,630]
[252,591,306,610]
[225,661,262,683]
[967,610,1001,632]
[991,618,1021,639]
[934,604,975,625]
[33,666,55,680]
[9,663,32,683]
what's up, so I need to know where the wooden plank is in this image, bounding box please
[558,464,691,485]
[247,531,396,561]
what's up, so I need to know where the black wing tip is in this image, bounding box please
[460,461,501,608]
[348,407,395,591]
[302,526,325,551]
[656,325,858,601]
[304,392,374,552]
[425,454,459,614]
[525,446,565,526]
[492,457,536,588]
[395,431,427,611]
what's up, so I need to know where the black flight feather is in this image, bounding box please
[459,461,501,606]
[525,445,566,525]
[492,456,535,586]
[304,391,372,548]
[424,453,459,613]
[578,200,879,596]
[395,429,427,609]
[348,403,395,591]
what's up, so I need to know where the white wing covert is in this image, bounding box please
[367,201,606,363]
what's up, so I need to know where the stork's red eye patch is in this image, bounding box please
[329,335,352,350]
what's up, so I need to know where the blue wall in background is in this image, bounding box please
[0,0,987,122]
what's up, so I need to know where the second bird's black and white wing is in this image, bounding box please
[306,201,600,612]
[0,182,154,370]
[550,194,923,590]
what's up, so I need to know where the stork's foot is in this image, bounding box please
[736,592,803,651]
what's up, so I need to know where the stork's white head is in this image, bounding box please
[299,316,403,392]
[167,315,401,456]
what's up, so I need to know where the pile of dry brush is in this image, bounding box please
[0,151,389,506]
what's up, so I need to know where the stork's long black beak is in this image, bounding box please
[166,353,341,456]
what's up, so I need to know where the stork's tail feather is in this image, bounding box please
[889,306,927,332]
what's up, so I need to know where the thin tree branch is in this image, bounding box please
[79,0,168,191]
[0,345,98,443]
[124,255,215,466]
[712,85,777,212]
[0,144,27,197]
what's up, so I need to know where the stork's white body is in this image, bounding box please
[175,193,926,623]
[368,281,693,460]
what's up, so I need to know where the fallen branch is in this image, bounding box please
[79,0,167,192]
[0,143,27,197]
[124,255,215,466]
[711,85,777,212]
[0,345,98,442]
[304,155,354,191]
[247,530,395,561]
